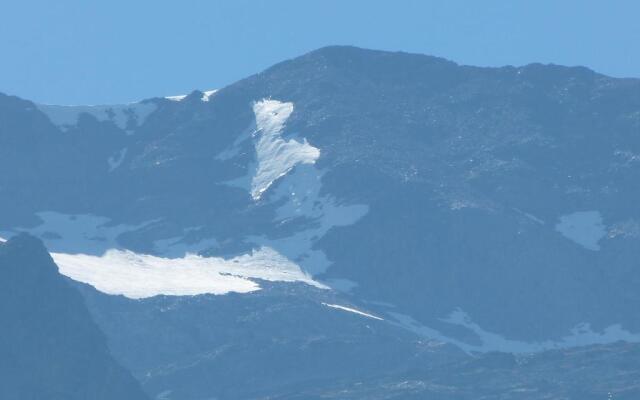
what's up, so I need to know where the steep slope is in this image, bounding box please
[77,282,462,400]
[223,46,640,345]
[0,234,147,400]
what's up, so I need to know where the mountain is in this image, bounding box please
[1,45,640,398]
[0,234,148,400]
[77,282,465,399]
[267,341,640,399]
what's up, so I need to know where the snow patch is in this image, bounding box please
[555,211,606,251]
[165,94,187,102]
[322,303,383,321]
[53,246,326,299]
[324,278,359,293]
[2,211,328,299]
[201,90,218,102]
[250,99,320,200]
[108,148,127,172]
[250,165,368,275]
[389,308,640,354]
[443,308,640,353]
[513,208,545,225]
[216,103,368,276]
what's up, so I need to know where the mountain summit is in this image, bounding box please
[1,46,640,398]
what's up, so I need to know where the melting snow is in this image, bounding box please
[322,303,383,321]
[250,99,320,200]
[53,246,326,299]
[214,100,367,277]
[213,99,367,278]
[2,211,327,299]
[555,211,606,251]
[251,165,368,275]
[323,278,359,293]
[201,89,218,102]
[107,148,128,172]
[165,94,187,102]
[389,308,640,354]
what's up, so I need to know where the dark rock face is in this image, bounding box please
[0,234,147,400]
[1,45,640,398]
[77,282,463,400]
[267,342,640,400]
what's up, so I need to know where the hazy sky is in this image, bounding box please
[1,0,638,104]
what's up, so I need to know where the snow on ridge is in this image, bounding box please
[250,99,320,200]
[165,94,187,102]
[166,89,217,102]
[201,89,218,102]
[322,303,384,321]
[53,246,327,299]
[37,88,214,130]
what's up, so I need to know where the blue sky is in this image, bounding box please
[1,0,638,105]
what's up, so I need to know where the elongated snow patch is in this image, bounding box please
[201,89,218,102]
[322,303,384,321]
[251,100,320,200]
[166,89,217,102]
[555,211,605,251]
[165,94,187,101]
[53,247,326,299]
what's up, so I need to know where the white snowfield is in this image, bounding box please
[1,211,327,299]
[53,246,327,299]
[251,100,320,200]
[322,303,384,321]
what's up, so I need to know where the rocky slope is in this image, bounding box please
[0,234,148,400]
[1,45,639,398]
